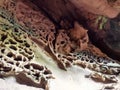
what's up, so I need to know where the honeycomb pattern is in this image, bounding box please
[0,6,53,89]
[0,0,120,88]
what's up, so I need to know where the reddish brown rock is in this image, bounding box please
[30,0,120,60]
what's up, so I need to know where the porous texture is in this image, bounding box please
[3,0,120,75]
[16,63,53,89]
[0,0,120,88]
[15,0,55,46]
[0,3,53,89]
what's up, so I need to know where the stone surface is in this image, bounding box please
[31,0,120,60]
[0,0,120,90]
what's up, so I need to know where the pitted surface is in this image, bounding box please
[0,0,120,89]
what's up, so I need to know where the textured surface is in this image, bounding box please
[0,2,53,89]
[10,0,120,79]
[0,0,120,90]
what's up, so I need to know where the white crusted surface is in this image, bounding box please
[0,77,43,90]
[35,46,120,90]
[0,46,120,90]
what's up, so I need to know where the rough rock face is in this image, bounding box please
[0,1,53,89]
[69,22,89,51]
[31,0,120,60]
[16,63,52,89]
[0,0,120,89]
[83,12,120,60]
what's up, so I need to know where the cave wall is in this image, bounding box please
[30,0,120,60]
[30,0,88,29]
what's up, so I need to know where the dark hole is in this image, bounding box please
[97,58,103,63]
[3,67,11,72]
[46,35,49,41]
[23,36,27,39]
[34,73,40,79]
[9,45,17,50]
[58,54,61,57]
[7,61,14,65]
[4,59,7,61]
[23,40,26,43]
[65,61,71,67]
[67,57,73,62]
[14,55,22,61]
[84,54,87,56]
[29,49,32,51]
[71,48,75,53]
[14,37,23,43]
[31,64,44,71]
[39,34,42,36]
[1,49,5,53]
[23,57,27,62]
[61,41,65,44]
[93,55,97,59]
[86,59,89,62]
[7,52,14,58]
[31,69,34,72]
[44,70,51,75]
[1,34,7,41]
[103,61,108,64]
[9,39,17,44]
[27,72,30,75]
[18,46,23,49]
[0,63,3,68]
[0,55,3,58]
[90,60,94,63]
[24,64,30,69]
[24,48,33,55]
[87,55,91,58]
[25,42,30,47]
[51,29,55,32]
[81,57,84,61]
[28,56,33,60]
[41,29,45,32]
[14,28,19,32]
[112,61,115,63]
[16,62,20,66]
[5,42,9,44]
